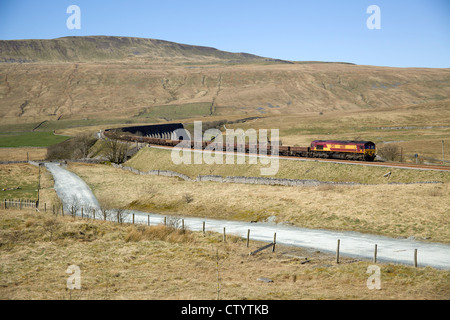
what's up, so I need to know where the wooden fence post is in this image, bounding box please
[182,219,185,233]
[202,221,205,236]
[148,215,150,226]
[246,229,250,248]
[374,244,378,263]
[414,249,418,268]
[336,239,340,264]
[132,213,135,224]
[223,227,226,242]
[272,232,277,253]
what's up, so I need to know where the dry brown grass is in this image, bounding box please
[2,61,449,122]
[125,224,196,244]
[0,148,47,162]
[68,163,450,244]
[1,160,448,300]
[1,208,448,300]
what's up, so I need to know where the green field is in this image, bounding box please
[0,131,70,148]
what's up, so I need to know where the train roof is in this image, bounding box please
[312,140,375,145]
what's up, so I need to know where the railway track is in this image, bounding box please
[277,154,450,171]
[362,161,450,171]
[149,144,450,172]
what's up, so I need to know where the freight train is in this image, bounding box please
[105,129,377,162]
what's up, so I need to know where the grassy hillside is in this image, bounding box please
[0,36,275,63]
[1,37,448,124]
[125,147,450,184]
[1,36,448,164]
[1,61,449,123]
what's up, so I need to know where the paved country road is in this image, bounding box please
[45,162,100,210]
[45,162,450,270]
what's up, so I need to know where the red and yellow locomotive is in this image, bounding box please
[310,140,376,161]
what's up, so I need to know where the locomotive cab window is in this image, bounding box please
[316,145,324,150]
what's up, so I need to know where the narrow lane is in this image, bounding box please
[45,162,100,210]
[45,162,450,269]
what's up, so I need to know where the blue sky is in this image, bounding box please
[0,0,449,68]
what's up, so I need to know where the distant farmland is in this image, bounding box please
[0,131,70,148]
